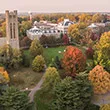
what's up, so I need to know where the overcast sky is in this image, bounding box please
[0,0,110,13]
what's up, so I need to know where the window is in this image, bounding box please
[10,23,12,38]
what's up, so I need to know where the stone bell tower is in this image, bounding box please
[5,10,19,49]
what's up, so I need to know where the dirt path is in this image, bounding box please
[28,76,44,102]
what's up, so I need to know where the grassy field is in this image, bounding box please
[9,67,43,90]
[43,46,66,65]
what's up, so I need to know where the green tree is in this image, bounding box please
[0,86,29,110]
[51,72,93,110]
[30,39,43,58]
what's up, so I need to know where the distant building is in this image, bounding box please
[57,19,74,33]
[27,19,73,40]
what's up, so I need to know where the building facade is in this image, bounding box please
[0,10,19,49]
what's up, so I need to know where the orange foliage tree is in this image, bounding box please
[62,46,86,77]
[89,65,110,94]
[0,67,10,84]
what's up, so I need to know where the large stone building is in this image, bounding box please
[0,10,19,49]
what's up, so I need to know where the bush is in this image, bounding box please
[22,53,31,67]
[62,46,86,77]
[100,104,110,110]
[0,86,29,110]
[30,39,43,58]
[42,67,60,92]
[89,65,110,94]
[32,55,45,72]
[94,31,110,71]
[85,47,94,59]
[51,72,93,110]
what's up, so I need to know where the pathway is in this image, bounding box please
[28,76,44,102]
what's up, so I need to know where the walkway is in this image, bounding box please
[28,76,44,102]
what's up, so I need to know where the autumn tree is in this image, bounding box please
[68,22,87,43]
[62,46,86,77]
[78,13,92,23]
[92,13,102,23]
[89,65,110,94]
[19,21,31,37]
[0,22,6,37]
[94,31,110,71]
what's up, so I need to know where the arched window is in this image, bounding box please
[13,23,16,38]
[10,23,12,38]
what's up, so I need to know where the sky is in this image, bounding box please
[0,0,110,13]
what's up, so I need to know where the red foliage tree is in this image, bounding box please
[62,46,86,77]
[62,34,69,45]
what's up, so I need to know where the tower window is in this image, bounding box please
[10,23,12,38]
[13,23,16,38]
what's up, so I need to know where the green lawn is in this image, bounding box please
[43,46,66,65]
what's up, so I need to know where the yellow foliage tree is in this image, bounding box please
[89,65,110,94]
[100,104,110,110]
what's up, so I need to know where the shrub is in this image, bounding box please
[0,67,10,84]
[85,47,94,59]
[51,72,93,110]
[94,31,110,71]
[89,65,110,94]
[62,46,86,77]
[42,67,60,92]
[32,55,45,72]
[100,104,110,110]
[30,39,43,58]
[0,86,29,110]
[62,34,69,45]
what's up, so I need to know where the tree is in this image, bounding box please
[78,14,92,23]
[89,65,110,94]
[92,13,102,23]
[51,72,93,110]
[0,44,22,69]
[30,39,43,58]
[0,22,6,37]
[19,21,31,37]
[42,67,60,92]
[68,23,87,43]
[93,31,110,71]
[32,55,45,72]
[0,67,10,84]
[62,46,86,77]
[0,86,29,110]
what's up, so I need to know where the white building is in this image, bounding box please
[57,19,74,33]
